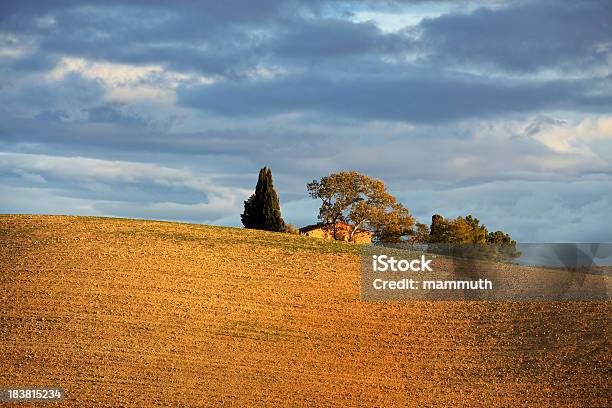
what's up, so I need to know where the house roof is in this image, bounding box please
[299,221,371,235]
[298,223,326,233]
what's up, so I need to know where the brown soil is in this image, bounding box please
[1,215,609,407]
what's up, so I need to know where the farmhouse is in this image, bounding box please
[299,221,372,244]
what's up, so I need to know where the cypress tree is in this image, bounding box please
[240,193,257,228]
[241,167,285,231]
[429,214,445,243]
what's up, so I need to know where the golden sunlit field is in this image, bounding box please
[1,215,610,407]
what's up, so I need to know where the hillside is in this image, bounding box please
[0,215,609,407]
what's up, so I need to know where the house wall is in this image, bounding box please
[351,231,372,244]
[301,225,372,244]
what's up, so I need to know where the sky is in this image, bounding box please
[1,0,611,242]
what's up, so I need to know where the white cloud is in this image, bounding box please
[0,152,250,222]
[12,168,47,184]
[93,199,233,224]
[0,185,103,216]
[45,57,216,103]
[528,115,612,156]
[351,10,424,32]
[404,175,612,242]
[1,151,225,191]
[42,57,286,105]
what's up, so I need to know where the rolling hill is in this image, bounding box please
[0,215,609,406]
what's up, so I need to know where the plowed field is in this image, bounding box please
[1,215,609,406]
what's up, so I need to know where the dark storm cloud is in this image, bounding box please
[3,0,610,77]
[1,0,293,76]
[272,18,410,59]
[86,105,148,127]
[418,0,612,72]
[2,72,105,111]
[178,73,606,123]
[0,0,414,77]
[0,0,290,24]
[7,53,60,73]
[0,108,347,161]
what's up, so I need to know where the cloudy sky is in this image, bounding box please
[1,0,611,242]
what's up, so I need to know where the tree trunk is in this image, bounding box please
[348,220,365,242]
[332,217,338,240]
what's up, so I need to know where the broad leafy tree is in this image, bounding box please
[307,171,414,242]
[428,213,519,260]
[409,222,430,243]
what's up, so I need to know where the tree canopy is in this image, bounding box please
[307,171,414,242]
[428,213,520,260]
